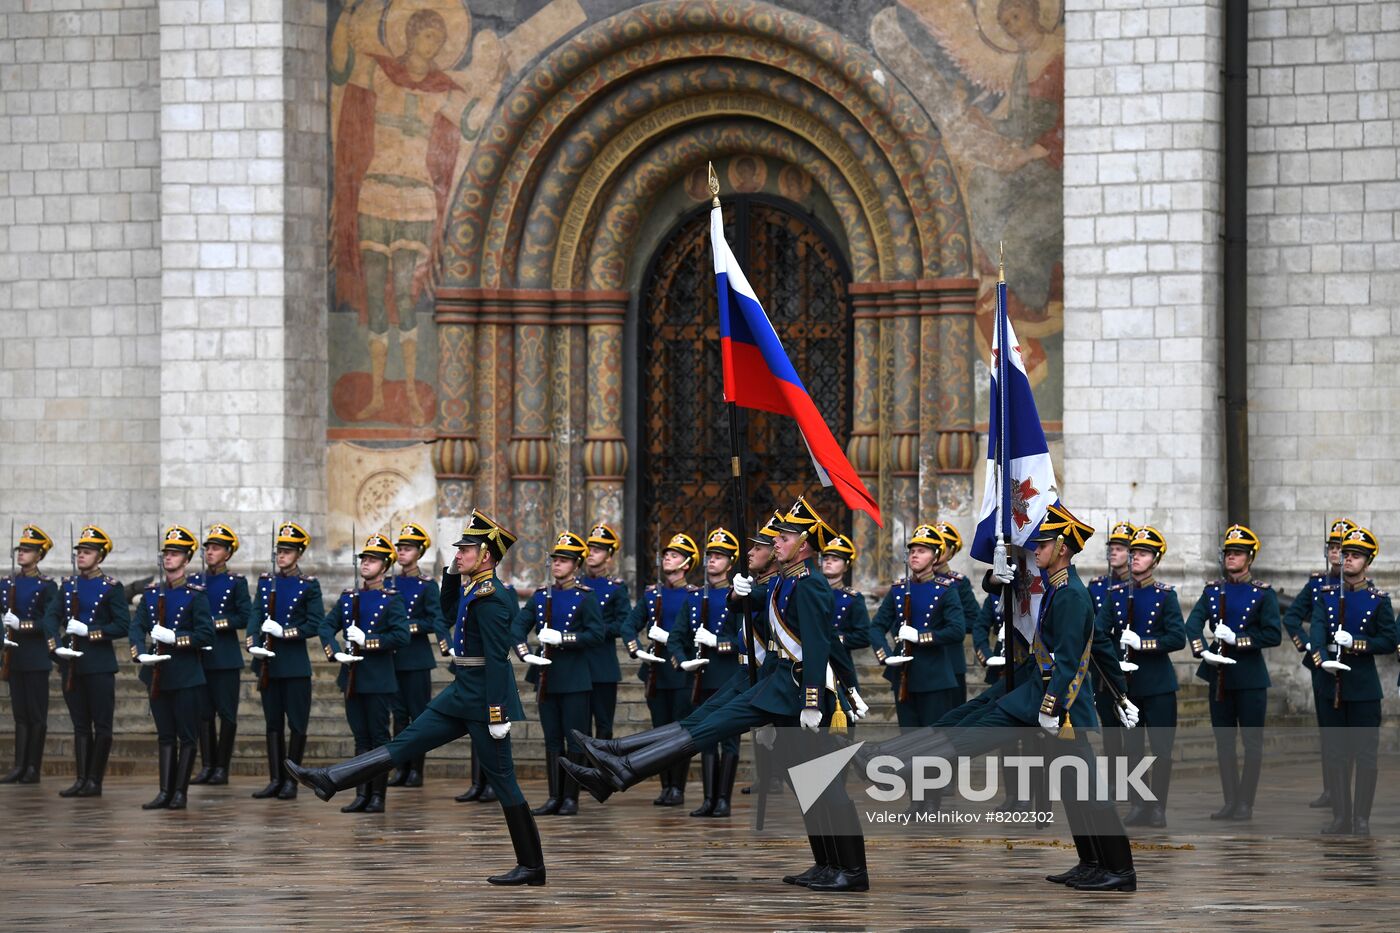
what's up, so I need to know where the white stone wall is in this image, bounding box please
[1061,0,1226,586]
[0,0,162,573]
[157,0,326,557]
[1246,0,1400,584]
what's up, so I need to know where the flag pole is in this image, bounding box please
[711,163,759,687]
[995,244,1015,692]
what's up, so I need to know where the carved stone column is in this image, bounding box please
[582,292,630,529]
[848,287,882,593]
[927,279,979,518]
[432,296,478,555]
[509,296,553,585]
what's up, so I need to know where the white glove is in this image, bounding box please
[522,653,552,667]
[799,708,823,731]
[333,652,362,664]
[897,624,920,645]
[1119,661,1140,673]
[66,619,89,637]
[1213,623,1237,645]
[1038,712,1059,735]
[1333,630,1354,649]
[3,636,16,648]
[1201,649,1236,666]
[848,688,870,719]
[54,646,84,659]
[137,653,171,664]
[635,649,664,664]
[1119,629,1142,651]
[1321,659,1352,673]
[248,645,276,658]
[345,624,366,647]
[1116,698,1140,729]
[732,574,754,597]
[647,623,669,644]
[985,655,1007,668]
[882,653,912,667]
[151,624,176,645]
[260,618,284,638]
[537,626,562,646]
[680,658,709,671]
[754,723,777,748]
[694,626,718,648]
[488,722,511,740]
[3,611,20,630]
[994,564,1015,586]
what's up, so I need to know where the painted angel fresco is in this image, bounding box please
[871,0,1064,387]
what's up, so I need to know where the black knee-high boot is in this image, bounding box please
[251,730,285,798]
[209,721,236,785]
[556,753,579,816]
[191,718,217,784]
[287,746,394,802]
[364,771,387,813]
[689,751,717,817]
[167,741,198,810]
[79,734,112,797]
[487,803,547,886]
[456,757,485,802]
[143,743,176,810]
[59,734,91,798]
[710,751,738,817]
[533,750,561,815]
[279,732,306,799]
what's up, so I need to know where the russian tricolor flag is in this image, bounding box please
[710,206,881,526]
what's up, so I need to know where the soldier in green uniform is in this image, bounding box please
[385,522,447,789]
[1284,517,1355,810]
[564,498,868,893]
[868,523,966,728]
[933,521,977,703]
[189,523,251,786]
[247,521,325,800]
[1186,524,1282,821]
[130,526,216,810]
[1088,521,1136,614]
[581,523,630,743]
[626,531,700,806]
[1306,525,1395,835]
[288,510,546,886]
[51,525,129,796]
[669,527,743,817]
[1104,526,1185,828]
[510,530,603,816]
[319,533,410,813]
[1,525,60,784]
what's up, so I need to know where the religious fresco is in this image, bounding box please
[322,0,1064,582]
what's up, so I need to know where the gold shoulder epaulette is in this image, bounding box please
[476,581,495,596]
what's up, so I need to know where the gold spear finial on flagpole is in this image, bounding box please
[999,240,1005,284]
[708,161,720,208]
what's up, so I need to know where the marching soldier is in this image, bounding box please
[868,523,966,728]
[933,521,977,703]
[289,510,547,886]
[248,521,325,800]
[580,523,630,743]
[189,523,251,786]
[1186,524,1282,821]
[627,531,700,806]
[820,533,871,730]
[1283,517,1355,811]
[1305,526,1395,835]
[1101,526,1184,828]
[738,510,782,798]
[969,587,1023,812]
[510,531,603,816]
[52,525,128,797]
[670,528,743,817]
[130,526,215,809]
[1089,521,1136,614]
[319,533,410,813]
[385,522,446,789]
[1,525,60,784]
[563,497,868,893]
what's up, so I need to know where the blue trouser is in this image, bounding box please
[201,668,241,726]
[647,686,692,729]
[590,682,618,738]
[389,668,433,733]
[346,692,392,754]
[895,688,961,728]
[385,707,525,806]
[64,671,115,741]
[150,685,200,747]
[261,677,312,735]
[1209,686,1266,757]
[539,690,591,756]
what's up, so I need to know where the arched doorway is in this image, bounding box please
[636,196,853,573]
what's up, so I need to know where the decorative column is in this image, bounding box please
[847,287,882,593]
[887,283,922,564]
[509,296,554,585]
[582,292,630,529]
[432,295,479,558]
[928,279,980,517]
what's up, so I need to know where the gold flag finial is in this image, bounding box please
[998,241,1005,284]
[708,161,720,207]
